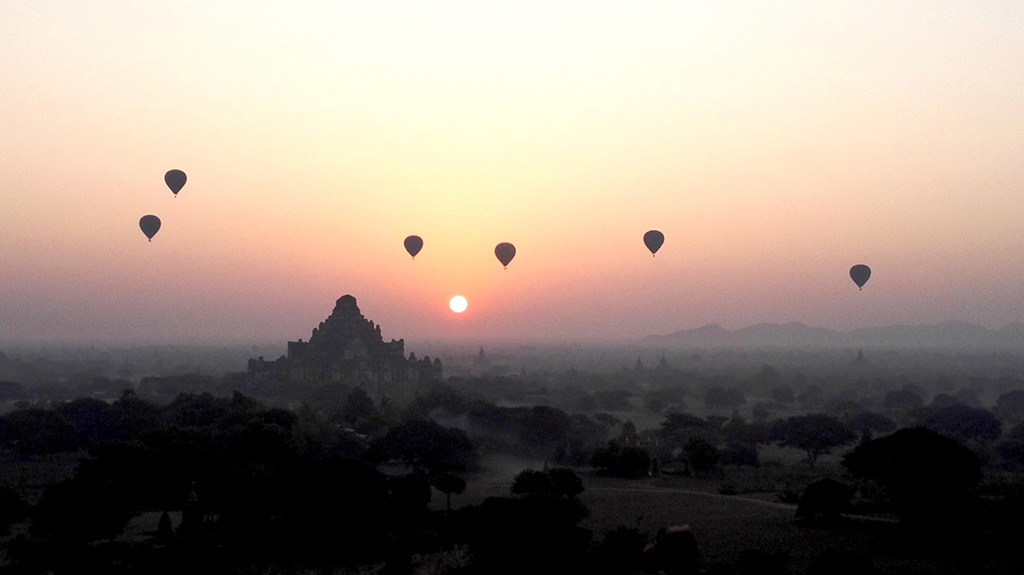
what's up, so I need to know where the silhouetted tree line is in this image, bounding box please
[400,384,621,464]
[9,359,1024,572]
[0,390,474,573]
[0,384,816,575]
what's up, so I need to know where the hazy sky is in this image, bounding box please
[3,2,1023,344]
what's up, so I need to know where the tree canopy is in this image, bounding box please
[369,419,477,476]
[844,427,980,521]
[772,414,856,466]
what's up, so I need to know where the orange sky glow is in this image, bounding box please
[2,2,1023,344]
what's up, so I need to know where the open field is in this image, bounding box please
[442,456,1023,574]
[584,475,867,574]
[583,474,1024,574]
[0,451,82,505]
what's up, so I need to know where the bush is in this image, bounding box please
[796,478,851,523]
[721,442,760,468]
[512,468,584,498]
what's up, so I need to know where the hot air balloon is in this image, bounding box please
[165,169,187,197]
[404,235,423,259]
[495,242,516,269]
[644,230,664,256]
[850,264,871,290]
[139,215,161,242]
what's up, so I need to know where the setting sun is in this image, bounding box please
[449,295,468,313]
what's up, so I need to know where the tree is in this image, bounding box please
[589,526,648,575]
[752,365,782,394]
[31,478,135,543]
[773,414,856,466]
[751,402,771,422]
[153,510,174,543]
[592,441,651,478]
[844,427,980,522]
[388,473,432,517]
[341,386,377,427]
[996,389,1024,421]
[797,385,824,409]
[912,404,1001,446]
[218,458,390,565]
[370,419,477,476]
[846,411,896,438]
[642,526,700,575]
[558,413,609,466]
[57,398,119,447]
[111,389,161,438]
[511,469,552,497]
[434,473,466,511]
[0,408,79,457]
[822,398,861,421]
[998,421,1024,466]
[512,468,583,498]
[470,494,591,575]
[406,383,470,420]
[796,478,851,523]
[547,467,585,498]
[224,416,296,465]
[644,387,689,414]
[929,393,962,409]
[722,417,771,446]
[770,386,795,404]
[659,413,711,448]
[463,464,590,574]
[517,406,572,453]
[956,388,982,408]
[703,386,745,409]
[883,388,924,412]
[162,392,229,428]
[682,437,721,475]
[0,381,26,402]
[721,442,760,468]
[593,389,634,411]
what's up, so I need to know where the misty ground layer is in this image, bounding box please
[4,342,1024,573]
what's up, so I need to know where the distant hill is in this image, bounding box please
[643,321,1024,349]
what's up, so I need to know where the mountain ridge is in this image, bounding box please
[643,321,1024,348]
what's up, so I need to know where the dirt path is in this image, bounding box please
[588,485,799,511]
[587,484,899,523]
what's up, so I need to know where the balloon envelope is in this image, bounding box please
[139,215,161,241]
[404,235,423,258]
[164,170,187,195]
[494,242,516,268]
[644,230,665,255]
[850,264,871,290]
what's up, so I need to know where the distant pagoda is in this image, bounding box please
[247,295,441,395]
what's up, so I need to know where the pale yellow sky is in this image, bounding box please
[2,1,1023,343]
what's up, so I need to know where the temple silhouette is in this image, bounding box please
[246,295,441,396]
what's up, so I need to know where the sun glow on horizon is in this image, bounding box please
[449,295,468,314]
[2,3,1024,342]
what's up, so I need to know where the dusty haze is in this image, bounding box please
[2,3,1023,344]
